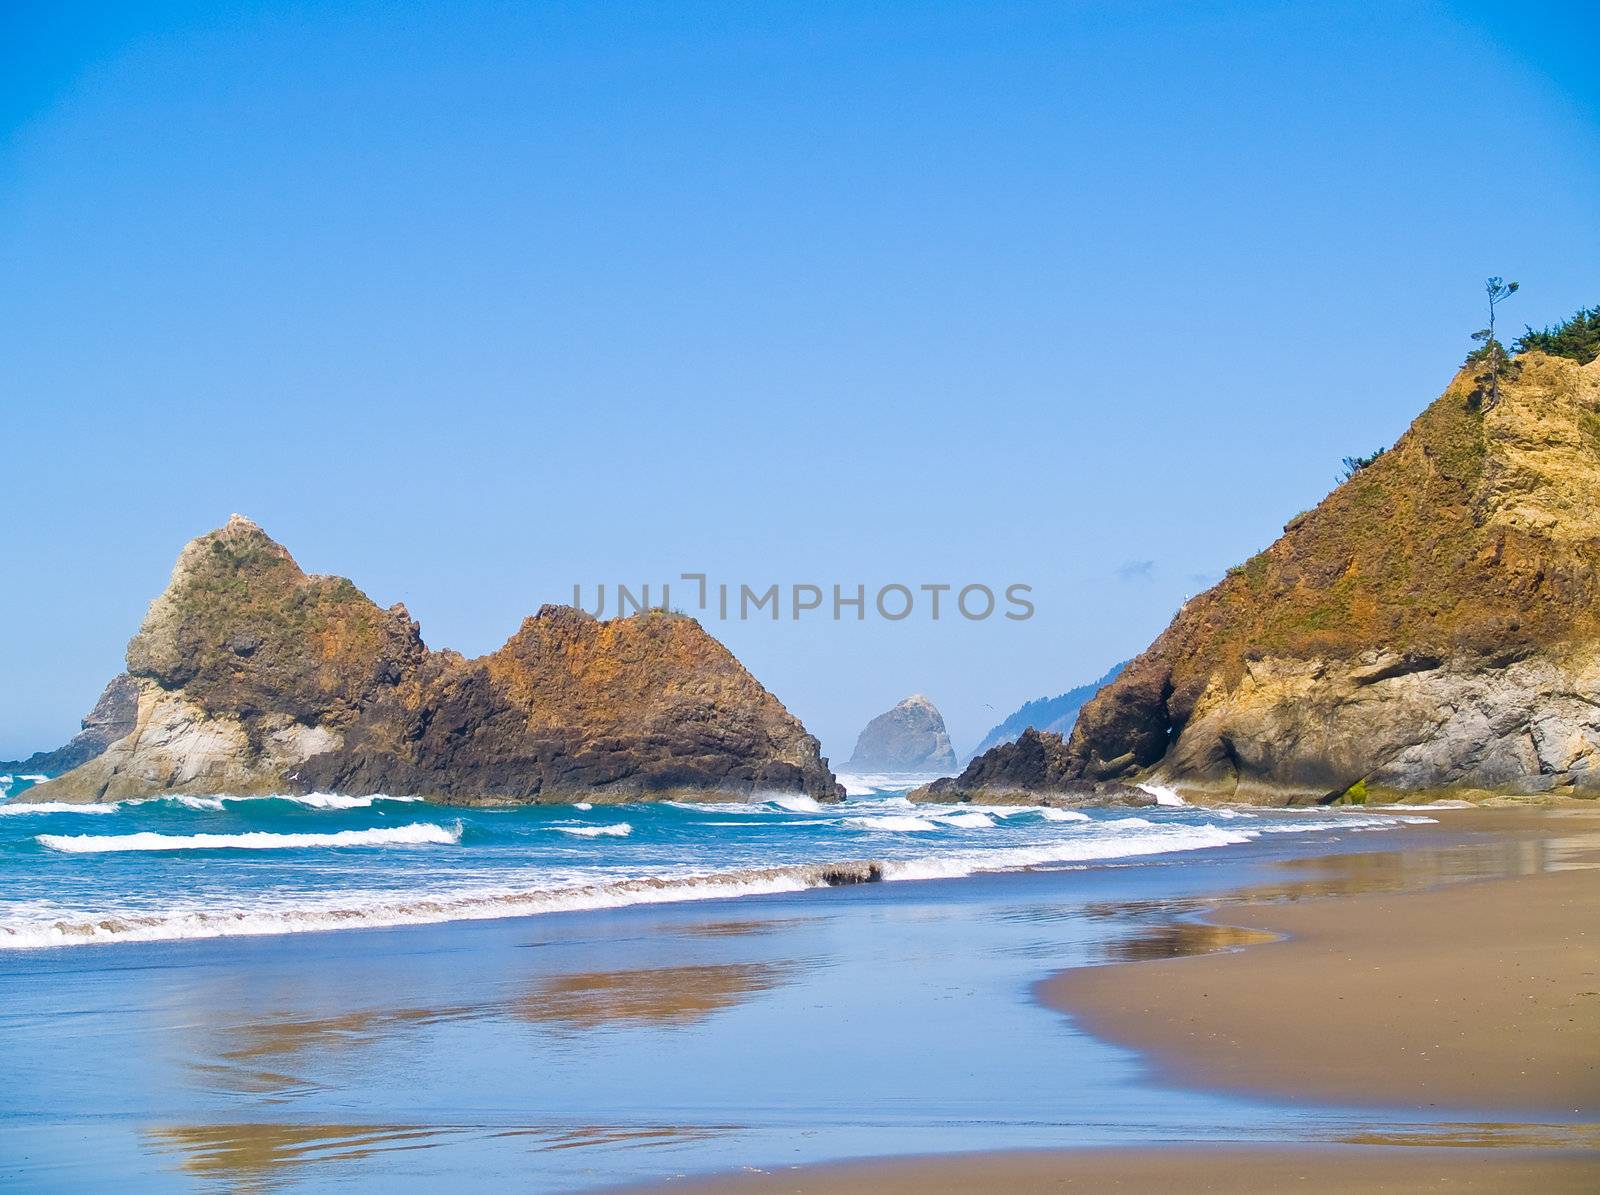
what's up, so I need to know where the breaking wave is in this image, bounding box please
[161,793,423,811]
[555,823,633,838]
[0,819,1276,949]
[844,815,940,832]
[35,823,462,854]
[0,802,120,816]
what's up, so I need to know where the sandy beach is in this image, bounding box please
[622,1144,1600,1192]
[1042,807,1600,1113]
[623,807,1600,1193]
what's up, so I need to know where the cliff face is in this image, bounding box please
[1,673,140,777]
[30,517,841,804]
[927,352,1600,805]
[844,695,957,773]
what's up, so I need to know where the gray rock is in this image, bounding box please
[1,673,140,776]
[845,695,957,773]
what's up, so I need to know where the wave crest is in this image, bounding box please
[35,823,462,854]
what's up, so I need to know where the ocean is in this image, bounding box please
[0,774,1431,951]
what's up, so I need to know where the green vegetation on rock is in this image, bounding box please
[1516,304,1600,366]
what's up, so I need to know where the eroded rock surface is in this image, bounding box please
[28,517,841,804]
[925,352,1600,805]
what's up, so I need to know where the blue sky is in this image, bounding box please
[2,1,1597,762]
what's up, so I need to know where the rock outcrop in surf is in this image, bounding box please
[924,348,1600,805]
[845,694,957,773]
[25,517,841,805]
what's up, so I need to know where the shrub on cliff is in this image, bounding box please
[1338,448,1386,483]
[1516,305,1600,366]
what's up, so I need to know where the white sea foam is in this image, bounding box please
[156,792,422,811]
[36,823,462,854]
[1137,783,1187,807]
[574,802,593,811]
[0,802,120,816]
[932,812,996,829]
[770,794,825,813]
[0,822,1261,950]
[843,815,939,832]
[18,774,49,782]
[1040,808,1091,822]
[833,773,942,798]
[555,823,632,838]
[882,823,1256,880]
[171,796,227,811]
[665,793,829,816]
[0,803,1437,950]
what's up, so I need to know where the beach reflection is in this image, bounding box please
[1099,921,1278,963]
[675,916,820,938]
[188,1003,482,1098]
[147,1123,456,1192]
[146,1120,740,1191]
[516,961,796,1030]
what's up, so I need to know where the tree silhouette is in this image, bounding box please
[1468,276,1518,409]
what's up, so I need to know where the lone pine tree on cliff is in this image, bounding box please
[1468,276,1518,408]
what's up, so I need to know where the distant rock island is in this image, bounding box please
[25,516,841,805]
[845,695,957,773]
[925,344,1600,805]
[1,673,139,777]
[963,663,1127,764]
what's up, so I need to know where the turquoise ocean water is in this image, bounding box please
[0,773,1431,951]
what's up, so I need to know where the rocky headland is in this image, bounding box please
[23,517,841,805]
[923,347,1600,806]
[844,694,957,773]
[1,673,140,778]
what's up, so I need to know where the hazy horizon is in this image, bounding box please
[4,1,1597,761]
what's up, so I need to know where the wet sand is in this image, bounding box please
[621,1145,1599,1192]
[1041,807,1600,1113]
[625,807,1600,1193]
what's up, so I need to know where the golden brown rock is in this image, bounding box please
[927,352,1600,805]
[31,517,840,804]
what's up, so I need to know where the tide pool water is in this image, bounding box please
[0,775,1431,951]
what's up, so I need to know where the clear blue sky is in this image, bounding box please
[3,1,1597,763]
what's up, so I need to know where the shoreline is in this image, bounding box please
[615,1145,1600,1193]
[621,807,1600,1193]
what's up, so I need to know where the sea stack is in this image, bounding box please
[24,516,842,805]
[924,349,1600,805]
[845,694,958,773]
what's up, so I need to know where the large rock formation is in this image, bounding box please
[845,695,957,773]
[924,350,1600,805]
[963,663,1127,763]
[1,673,140,777]
[25,517,841,804]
